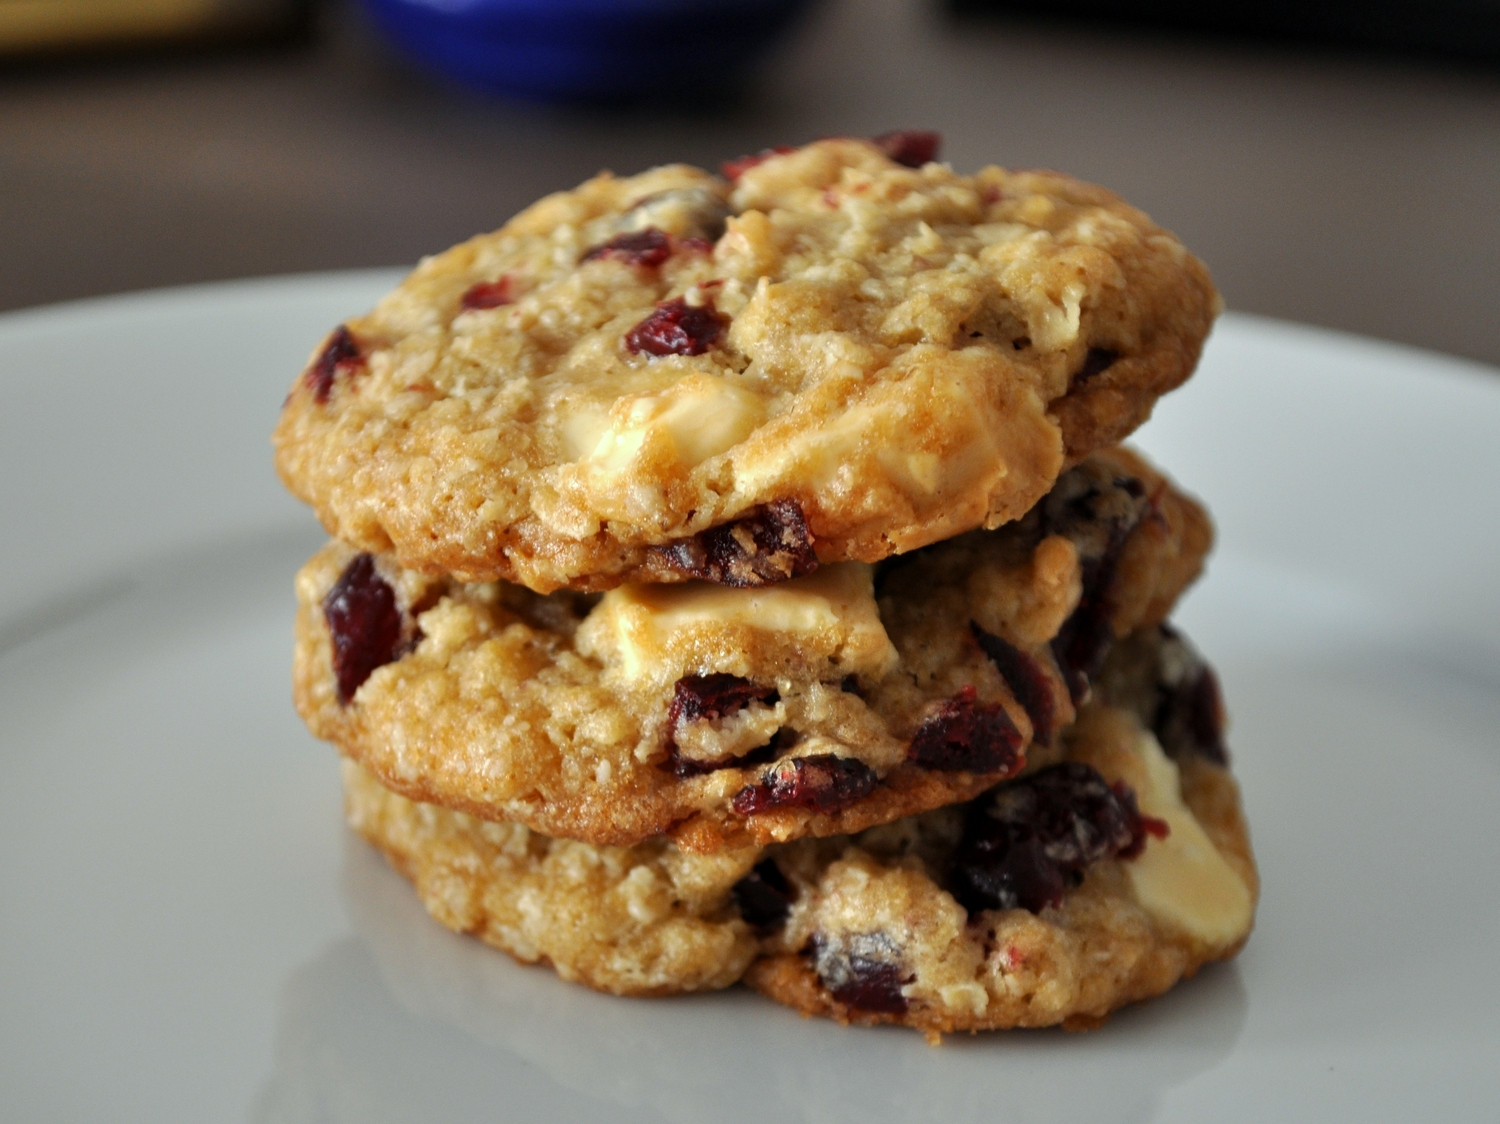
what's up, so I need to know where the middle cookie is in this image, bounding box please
[293,447,1210,852]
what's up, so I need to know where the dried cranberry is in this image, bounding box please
[664,673,781,776]
[732,860,796,935]
[971,624,1059,746]
[459,277,514,311]
[1152,626,1229,765]
[322,553,417,705]
[580,227,674,268]
[667,673,775,728]
[1158,667,1228,765]
[654,500,818,587]
[624,297,727,357]
[721,145,796,181]
[948,762,1163,915]
[1042,466,1151,703]
[906,686,1025,774]
[305,326,364,404]
[1072,347,1119,386]
[1051,602,1113,706]
[811,933,910,1014]
[872,130,941,168]
[1040,464,1150,569]
[732,754,878,816]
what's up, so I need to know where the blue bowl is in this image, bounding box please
[362,0,815,102]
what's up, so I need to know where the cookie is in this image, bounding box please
[341,626,1256,1031]
[745,701,1257,1037]
[341,759,762,996]
[273,135,1218,593]
[295,447,1211,851]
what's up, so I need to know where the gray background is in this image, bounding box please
[4,0,1499,368]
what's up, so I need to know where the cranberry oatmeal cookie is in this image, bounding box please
[342,626,1256,1034]
[296,447,1210,851]
[273,134,1218,592]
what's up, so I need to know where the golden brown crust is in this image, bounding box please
[273,138,1217,593]
[295,448,1210,850]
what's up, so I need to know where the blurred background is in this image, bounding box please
[2,0,1498,367]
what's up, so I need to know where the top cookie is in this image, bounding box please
[274,134,1218,592]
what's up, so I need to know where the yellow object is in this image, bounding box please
[1126,731,1255,947]
[0,0,297,52]
[582,563,898,683]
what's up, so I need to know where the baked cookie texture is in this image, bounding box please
[745,705,1256,1038]
[295,447,1212,851]
[342,629,1256,1035]
[273,136,1218,593]
[342,759,762,996]
[274,135,1250,1037]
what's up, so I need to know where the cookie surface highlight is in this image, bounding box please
[274,137,1217,592]
[297,448,1211,850]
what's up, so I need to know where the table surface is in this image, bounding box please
[3,0,1499,369]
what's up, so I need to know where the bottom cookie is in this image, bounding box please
[342,627,1257,1036]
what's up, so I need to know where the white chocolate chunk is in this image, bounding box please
[578,563,897,683]
[1025,278,1086,351]
[584,374,766,473]
[734,364,1003,513]
[1125,732,1254,948]
[558,400,614,461]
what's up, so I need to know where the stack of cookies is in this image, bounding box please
[273,133,1257,1038]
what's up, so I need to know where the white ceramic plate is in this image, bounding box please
[2,273,1498,1122]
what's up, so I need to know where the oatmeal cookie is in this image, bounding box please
[745,700,1257,1037]
[342,629,1256,1028]
[296,448,1211,851]
[341,760,762,996]
[273,135,1218,592]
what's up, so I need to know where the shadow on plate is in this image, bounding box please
[252,829,1248,1123]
